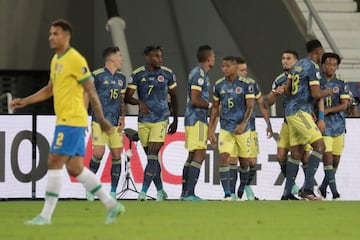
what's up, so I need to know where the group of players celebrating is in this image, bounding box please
[181,40,349,201]
[85,39,349,202]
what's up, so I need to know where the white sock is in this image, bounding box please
[40,169,62,221]
[76,168,116,209]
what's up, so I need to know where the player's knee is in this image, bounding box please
[93,152,104,160]
[312,140,325,153]
[66,165,83,177]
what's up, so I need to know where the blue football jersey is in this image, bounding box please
[285,58,322,116]
[128,66,176,123]
[184,65,211,126]
[213,76,255,132]
[322,75,350,136]
[272,72,290,109]
[91,67,127,126]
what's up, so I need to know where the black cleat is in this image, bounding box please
[317,187,327,199]
[332,192,340,200]
[299,188,322,201]
[281,194,300,200]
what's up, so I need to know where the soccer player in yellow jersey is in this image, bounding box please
[10,19,124,225]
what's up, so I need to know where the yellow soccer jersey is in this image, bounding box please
[50,47,91,127]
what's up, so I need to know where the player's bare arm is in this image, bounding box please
[257,96,273,138]
[191,89,212,109]
[125,88,150,116]
[311,85,333,100]
[284,76,292,97]
[325,98,349,115]
[208,100,220,148]
[118,93,126,131]
[10,80,53,110]
[235,98,254,134]
[82,78,113,135]
[317,98,326,133]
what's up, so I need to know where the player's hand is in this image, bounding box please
[167,119,177,134]
[118,117,125,132]
[317,119,326,133]
[99,119,114,135]
[266,126,273,138]
[208,132,217,148]
[9,98,27,110]
[275,85,285,95]
[139,100,150,116]
[234,123,246,135]
[325,87,334,96]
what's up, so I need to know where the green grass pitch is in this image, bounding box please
[1,200,359,240]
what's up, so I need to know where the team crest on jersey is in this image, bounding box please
[235,87,242,94]
[81,67,88,74]
[56,63,63,73]
[332,86,339,93]
[198,78,204,86]
[118,80,123,86]
[158,75,164,82]
[128,77,133,83]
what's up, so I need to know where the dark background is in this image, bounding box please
[0,0,308,115]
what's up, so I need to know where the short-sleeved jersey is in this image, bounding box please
[91,67,127,126]
[321,75,350,136]
[285,58,322,116]
[50,47,92,127]
[248,78,261,131]
[184,65,211,126]
[213,76,255,132]
[272,72,290,109]
[128,66,176,123]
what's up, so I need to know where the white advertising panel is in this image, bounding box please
[1,116,360,200]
